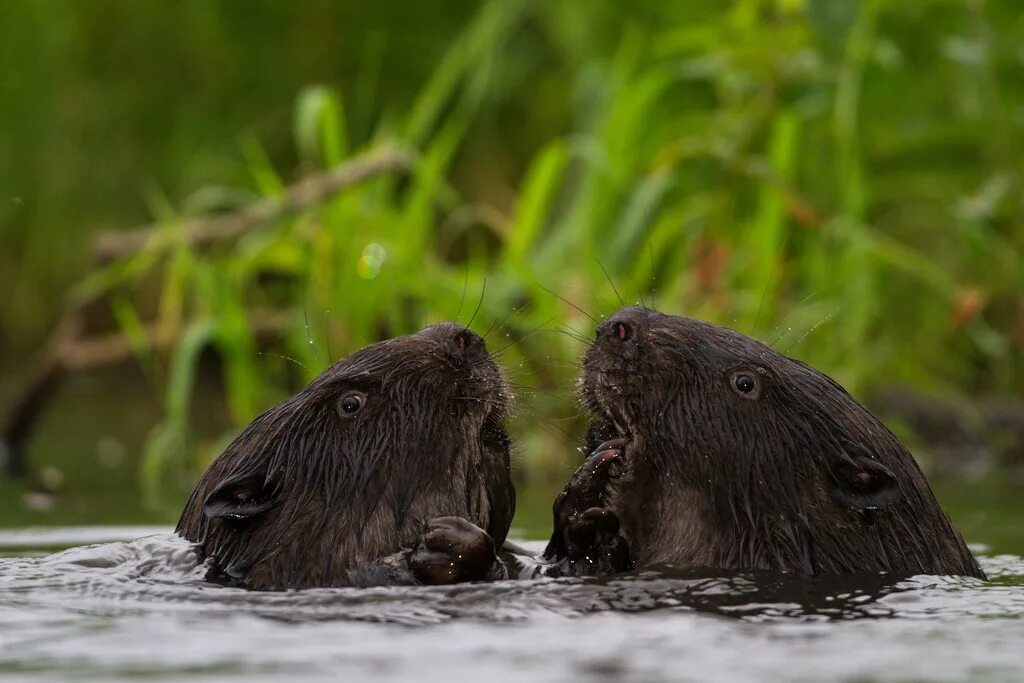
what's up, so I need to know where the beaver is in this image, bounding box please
[176,323,514,590]
[545,306,985,579]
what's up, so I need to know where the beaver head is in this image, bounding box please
[580,306,983,578]
[176,323,513,589]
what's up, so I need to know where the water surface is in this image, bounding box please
[2,528,1023,682]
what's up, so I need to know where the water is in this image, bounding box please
[2,529,1024,682]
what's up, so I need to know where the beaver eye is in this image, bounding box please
[337,392,366,417]
[616,322,631,341]
[730,372,762,400]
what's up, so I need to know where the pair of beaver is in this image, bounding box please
[177,307,984,590]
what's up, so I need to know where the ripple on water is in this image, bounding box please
[1,530,1023,682]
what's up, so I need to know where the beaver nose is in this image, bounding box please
[598,306,649,342]
[610,320,632,341]
[452,327,487,362]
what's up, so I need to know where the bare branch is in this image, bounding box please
[92,146,413,263]
[1,310,294,478]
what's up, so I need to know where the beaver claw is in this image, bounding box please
[409,516,497,584]
[544,440,632,575]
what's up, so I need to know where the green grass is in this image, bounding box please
[2,0,1022,508]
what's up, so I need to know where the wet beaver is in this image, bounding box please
[176,323,514,590]
[546,306,984,579]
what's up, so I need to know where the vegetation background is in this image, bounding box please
[0,0,1021,544]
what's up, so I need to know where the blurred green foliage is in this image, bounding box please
[1,0,1023,509]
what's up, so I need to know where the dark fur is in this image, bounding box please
[576,306,984,578]
[176,323,514,590]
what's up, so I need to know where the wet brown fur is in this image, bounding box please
[176,323,514,590]
[580,306,984,578]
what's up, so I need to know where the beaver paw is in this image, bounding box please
[553,438,628,527]
[544,439,632,574]
[409,516,497,585]
[562,506,632,576]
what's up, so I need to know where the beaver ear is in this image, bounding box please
[203,470,280,523]
[828,453,899,511]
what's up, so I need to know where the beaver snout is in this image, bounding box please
[451,327,488,365]
[595,306,653,344]
[418,323,492,369]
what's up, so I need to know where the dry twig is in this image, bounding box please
[92,146,413,262]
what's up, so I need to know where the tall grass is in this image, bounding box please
[9,0,1023,510]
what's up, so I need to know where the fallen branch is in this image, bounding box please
[0,315,81,477]
[92,145,413,262]
[1,310,294,478]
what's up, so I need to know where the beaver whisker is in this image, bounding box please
[465,277,487,330]
[480,316,500,341]
[527,355,586,371]
[543,322,589,340]
[595,258,625,307]
[483,301,531,342]
[537,409,590,423]
[503,384,569,401]
[470,316,558,368]
[464,352,506,371]
[537,284,598,324]
[455,266,470,322]
[257,351,314,375]
[782,308,839,355]
[551,325,590,345]
[529,416,576,441]
[453,396,506,405]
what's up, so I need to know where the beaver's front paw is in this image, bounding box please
[552,438,627,530]
[409,516,496,584]
[544,438,632,574]
[562,506,631,576]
